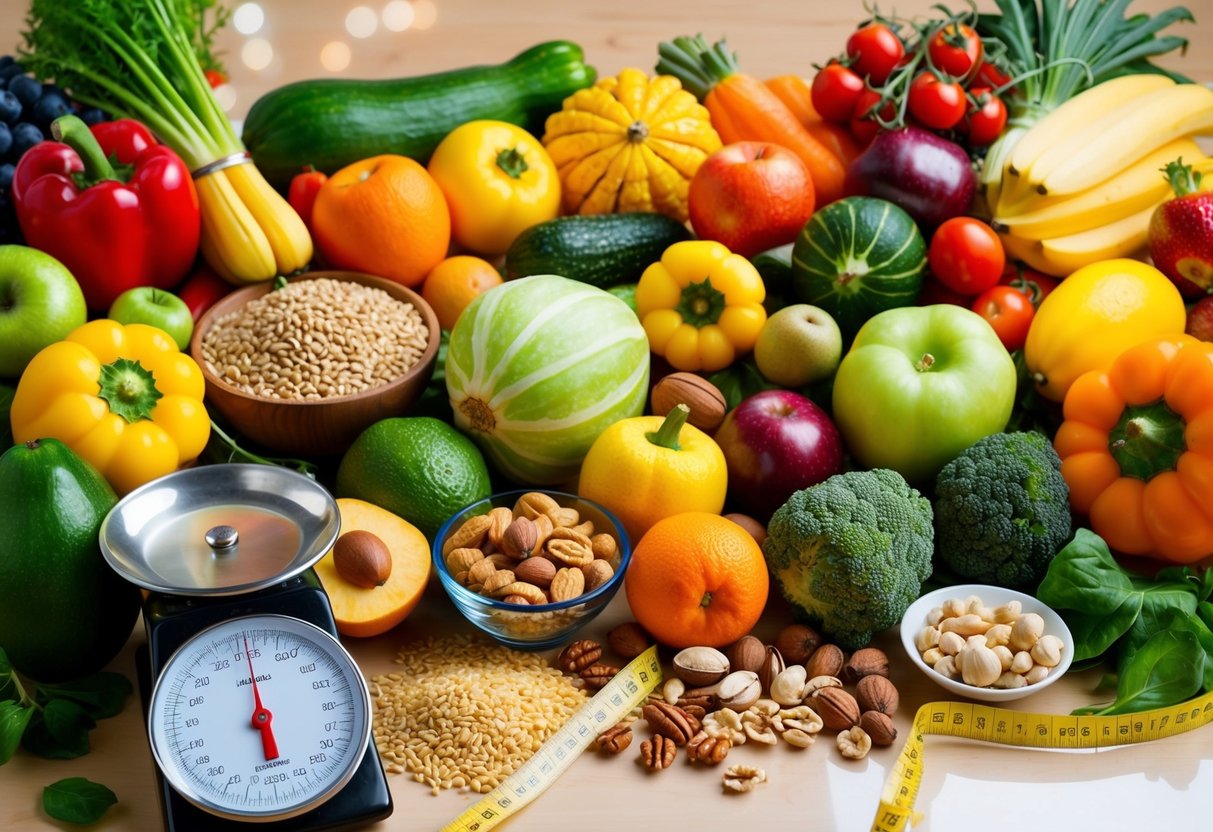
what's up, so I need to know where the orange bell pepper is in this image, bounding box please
[1053,335,1213,563]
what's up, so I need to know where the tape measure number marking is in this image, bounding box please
[442,645,663,832]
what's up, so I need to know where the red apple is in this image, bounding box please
[714,389,845,520]
[1186,296,1213,342]
[688,142,815,258]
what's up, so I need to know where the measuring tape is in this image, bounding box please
[871,688,1213,831]
[441,645,663,832]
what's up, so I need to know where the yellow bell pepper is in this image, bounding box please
[577,404,728,541]
[11,319,211,495]
[635,240,767,372]
[427,120,560,255]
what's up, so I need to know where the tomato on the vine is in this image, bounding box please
[973,60,1012,91]
[928,217,1006,295]
[812,62,866,123]
[849,88,895,145]
[998,263,1058,308]
[907,73,967,130]
[204,68,227,88]
[962,88,1008,146]
[972,285,1034,351]
[846,23,905,85]
[927,23,984,80]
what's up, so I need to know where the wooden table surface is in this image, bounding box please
[1,0,1212,830]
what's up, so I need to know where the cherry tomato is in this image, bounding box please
[962,89,1008,146]
[204,68,227,89]
[907,73,967,130]
[998,262,1058,308]
[974,60,1012,90]
[848,88,895,145]
[927,23,984,80]
[928,217,1006,295]
[812,63,866,123]
[846,23,906,85]
[288,166,329,230]
[972,285,1034,351]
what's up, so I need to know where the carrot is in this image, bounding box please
[657,36,847,206]
[764,75,862,166]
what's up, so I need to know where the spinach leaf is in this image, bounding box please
[1037,528,1137,615]
[1199,601,1213,632]
[36,673,132,720]
[43,777,117,824]
[1095,629,1204,715]
[0,700,35,764]
[1063,595,1142,662]
[22,699,95,759]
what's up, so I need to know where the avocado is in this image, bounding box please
[0,439,141,682]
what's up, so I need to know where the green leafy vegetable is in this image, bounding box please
[976,0,1194,191]
[43,777,118,824]
[0,648,132,764]
[205,418,318,479]
[1074,629,1204,715]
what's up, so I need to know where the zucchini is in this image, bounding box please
[505,213,691,289]
[242,41,596,188]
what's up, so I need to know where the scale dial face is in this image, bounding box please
[147,614,372,822]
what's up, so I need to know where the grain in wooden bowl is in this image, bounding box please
[189,271,440,456]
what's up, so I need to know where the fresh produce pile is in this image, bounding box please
[1,0,1213,822]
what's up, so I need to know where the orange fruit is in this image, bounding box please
[624,512,769,648]
[312,154,450,288]
[421,256,504,331]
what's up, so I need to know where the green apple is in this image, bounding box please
[832,304,1016,483]
[0,245,87,379]
[108,287,194,350]
[754,303,842,386]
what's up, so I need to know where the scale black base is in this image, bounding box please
[135,572,394,832]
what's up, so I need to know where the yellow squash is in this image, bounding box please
[1023,259,1186,402]
[542,68,721,222]
[10,320,211,495]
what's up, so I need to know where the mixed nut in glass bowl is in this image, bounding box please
[432,490,632,650]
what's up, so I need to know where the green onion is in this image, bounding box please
[976,0,1193,191]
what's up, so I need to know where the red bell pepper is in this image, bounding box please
[12,115,201,311]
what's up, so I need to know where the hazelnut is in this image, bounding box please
[804,643,845,679]
[859,710,898,747]
[650,372,727,431]
[844,647,890,684]
[773,623,822,665]
[332,530,392,588]
[607,622,652,659]
[855,674,899,716]
[727,636,766,675]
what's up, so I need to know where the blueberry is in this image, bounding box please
[11,122,42,158]
[0,57,13,70]
[78,106,108,126]
[0,63,23,84]
[31,93,70,130]
[0,92,19,125]
[7,75,40,109]
[0,124,11,159]
[0,163,14,190]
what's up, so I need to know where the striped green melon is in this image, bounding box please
[445,274,650,484]
[791,196,926,337]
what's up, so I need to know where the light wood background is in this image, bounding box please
[1,1,1212,830]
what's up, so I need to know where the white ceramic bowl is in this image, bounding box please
[900,583,1074,703]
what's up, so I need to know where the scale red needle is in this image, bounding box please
[243,633,279,760]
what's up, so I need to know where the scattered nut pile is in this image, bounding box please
[915,595,1065,689]
[442,492,620,606]
[553,621,901,793]
[201,277,429,400]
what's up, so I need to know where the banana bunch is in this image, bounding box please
[989,75,1213,277]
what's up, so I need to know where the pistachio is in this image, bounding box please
[758,646,786,694]
[769,665,808,706]
[672,646,730,688]
[716,671,762,711]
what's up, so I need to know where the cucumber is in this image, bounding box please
[791,196,926,338]
[505,213,691,289]
[242,41,596,188]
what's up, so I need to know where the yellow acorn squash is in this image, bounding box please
[542,68,721,222]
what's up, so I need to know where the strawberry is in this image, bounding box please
[1186,296,1213,343]
[1148,158,1213,297]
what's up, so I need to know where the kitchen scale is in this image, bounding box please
[99,464,393,831]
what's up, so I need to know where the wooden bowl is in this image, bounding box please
[189,271,441,457]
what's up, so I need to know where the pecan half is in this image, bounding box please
[556,639,602,674]
[686,730,731,765]
[639,735,677,771]
[642,701,701,746]
[580,663,619,690]
[596,723,633,754]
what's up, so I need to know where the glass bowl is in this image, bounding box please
[432,490,632,650]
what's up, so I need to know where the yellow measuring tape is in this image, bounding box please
[441,645,663,832]
[871,687,1213,831]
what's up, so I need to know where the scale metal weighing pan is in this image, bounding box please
[99,463,393,832]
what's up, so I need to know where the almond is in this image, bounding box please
[501,516,538,560]
[513,556,556,589]
[332,530,392,588]
[650,372,728,431]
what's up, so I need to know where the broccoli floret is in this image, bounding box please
[933,431,1072,589]
[763,468,934,649]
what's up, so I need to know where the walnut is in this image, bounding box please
[721,764,766,793]
[811,686,861,731]
[773,623,822,665]
[701,708,746,745]
[859,710,898,747]
[844,647,890,684]
[596,723,633,754]
[804,643,845,679]
[642,701,701,746]
[686,730,731,765]
[556,639,601,674]
[855,674,900,716]
[639,735,677,771]
[837,725,873,760]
